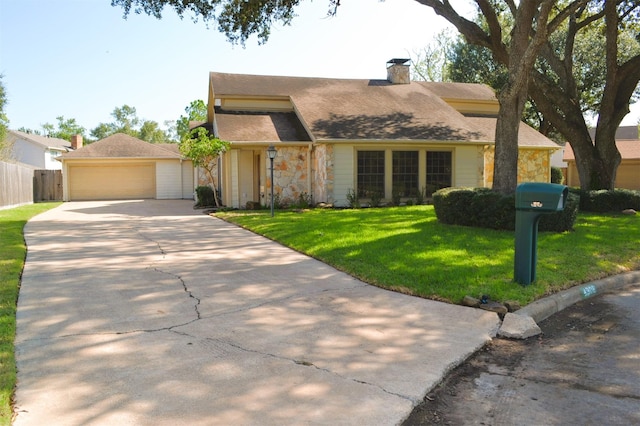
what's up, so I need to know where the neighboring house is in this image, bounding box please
[204,59,560,208]
[60,133,194,201]
[6,130,78,170]
[564,126,640,190]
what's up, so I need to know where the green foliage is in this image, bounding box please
[176,100,207,141]
[0,75,9,148]
[90,105,175,143]
[112,0,302,46]
[410,29,455,82]
[550,166,564,184]
[346,188,360,209]
[42,116,86,140]
[432,187,579,232]
[180,127,230,206]
[0,75,12,161]
[195,185,215,207]
[217,205,640,305]
[0,202,61,423]
[369,190,383,207]
[415,187,426,206]
[391,186,403,206]
[179,127,230,168]
[571,188,640,212]
[292,192,312,209]
[538,193,581,233]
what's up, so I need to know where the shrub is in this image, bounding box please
[433,187,578,232]
[346,188,360,208]
[538,193,580,232]
[551,167,564,184]
[391,186,403,206]
[570,188,640,212]
[369,190,383,207]
[292,192,313,209]
[415,187,426,205]
[195,186,214,207]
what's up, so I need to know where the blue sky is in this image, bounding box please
[1,0,638,134]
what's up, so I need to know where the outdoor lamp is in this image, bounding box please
[267,145,277,217]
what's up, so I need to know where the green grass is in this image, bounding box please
[217,205,640,305]
[0,202,61,425]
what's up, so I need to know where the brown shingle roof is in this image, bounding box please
[211,73,485,142]
[564,139,640,161]
[215,110,311,142]
[61,133,182,159]
[209,72,560,148]
[465,117,560,148]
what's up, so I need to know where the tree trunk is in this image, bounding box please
[492,1,554,195]
[492,89,524,194]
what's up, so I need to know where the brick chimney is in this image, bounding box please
[70,134,83,150]
[386,58,411,84]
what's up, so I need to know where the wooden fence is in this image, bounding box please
[0,161,34,210]
[33,169,63,202]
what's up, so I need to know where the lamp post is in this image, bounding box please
[267,145,277,217]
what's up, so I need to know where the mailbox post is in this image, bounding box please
[514,183,568,285]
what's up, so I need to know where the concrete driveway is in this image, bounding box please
[14,200,499,425]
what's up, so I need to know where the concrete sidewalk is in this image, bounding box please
[14,200,500,425]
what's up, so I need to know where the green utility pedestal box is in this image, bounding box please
[514,183,568,285]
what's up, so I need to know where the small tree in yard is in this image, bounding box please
[179,127,230,207]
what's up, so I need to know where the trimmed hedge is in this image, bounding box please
[569,188,640,212]
[433,187,579,232]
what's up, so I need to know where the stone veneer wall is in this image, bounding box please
[312,144,334,204]
[483,147,551,185]
[271,146,310,204]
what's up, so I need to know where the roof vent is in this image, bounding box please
[386,58,411,84]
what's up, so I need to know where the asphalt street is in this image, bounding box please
[404,282,640,425]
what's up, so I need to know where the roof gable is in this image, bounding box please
[61,133,181,159]
[9,130,71,150]
[208,72,557,148]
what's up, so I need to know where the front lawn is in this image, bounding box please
[216,205,640,305]
[0,202,61,425]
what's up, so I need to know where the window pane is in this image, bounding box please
[426,151,452,196]
[357,151,385,198]
[392,151,419,197]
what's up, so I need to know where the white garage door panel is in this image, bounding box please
[69,163,156,200]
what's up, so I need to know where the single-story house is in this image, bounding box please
[59,133,194,201]
[564,126,640,190]
[204,59,560,208]
[6,130,77,170]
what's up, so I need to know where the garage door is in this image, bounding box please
[616,162,640,190]
[68,163,156,200]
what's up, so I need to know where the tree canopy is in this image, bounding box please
[90,104,176,143]
[111,0,302,45]
[176,99,207,141]
[0,75,10,160]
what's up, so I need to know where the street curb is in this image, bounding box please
[498,270,640,338]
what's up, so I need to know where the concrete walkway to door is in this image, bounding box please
[14,200,499,425]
